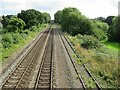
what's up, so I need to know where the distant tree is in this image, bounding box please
[2,15,13,28]
[54,10,62,24]
[7,17,25,33]
[108,16,120,42]
[42,12,51,23]
[95,17,106,22]
[105,16,115,26]
[18,9,43,29]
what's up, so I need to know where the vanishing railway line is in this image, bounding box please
[34,29,53,89]
[1,24,101,89]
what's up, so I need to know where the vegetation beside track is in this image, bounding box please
[0,9,51,61]
[0,24,49,61]
[67,34,119,88]
[54,7,119,88]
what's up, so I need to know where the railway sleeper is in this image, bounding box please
[39,79,50,82]
[38,83,50,87]
[38,82,50,85]
[7,80,18,83]
[43,64,51,67]
[41,73,50,77]
[10,76,20,79]
[42,70,50,73]
[12,73,23,76]
[3,84,16,88]
[37,85,50,88]
[42,68,50,70]
[40,76,50,80]
[15,70,24,73]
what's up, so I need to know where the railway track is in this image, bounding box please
[1,24,101,89]
[58,27,101,90]
[1,27,51,89]
[34,29,53,89]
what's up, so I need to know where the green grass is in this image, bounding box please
[1,24,49,61]
[105,42,120,53]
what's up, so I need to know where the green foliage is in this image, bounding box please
[2,24,49,60]
[91,20,109,41]
[54,7,92,36]
[2,34,13,48]
[95,17,106,22]
[105,16,115,26]
[108,16,120,42]
[68,34,119,88]
[1,15,13,28]
[6,17,25,33]
[54,10,62,24]
[75,34,102,49]
[42,12,51,23]
[18,9,51,29]
[29,26,39,31]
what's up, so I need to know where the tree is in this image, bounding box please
[54,10,62,24]
[18,9,43,29]
[91,20,109,41]
[42,12,51,23]
[7,17,25,33]
[95,17,106,22]
[108,16,120,42]
[105,16,115,26]
[2,15,13,28]
[55,7,92,36]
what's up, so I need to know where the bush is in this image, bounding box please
[22,29,29,35]
[75,34,102,49]
[6,17,25,33]
[2,34,13,48]
[29,26,38,31]
[11,33,24,44]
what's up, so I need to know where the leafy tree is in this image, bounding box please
[55,7,92,36]
[18,9,43,29]
[7,17,25,33]
[108,16,120,42]
[2,15,13,28]
[95,17,106,22]
[105,16,115,26]
[42,12,51,23]
[91,20,109,41]
[54,10,62,24]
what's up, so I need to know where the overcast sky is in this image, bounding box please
[0,0,119,19]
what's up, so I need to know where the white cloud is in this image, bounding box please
[0,0,119,19]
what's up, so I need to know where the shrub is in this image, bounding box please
[11,33,23,44]
[76,34,102,49]
[29,26,38,31]
[2,34,13,48]
[6,17,25,33]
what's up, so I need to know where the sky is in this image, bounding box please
[0,0,119,19]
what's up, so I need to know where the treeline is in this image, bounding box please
[54,7,119,43]
[1,9,51,49]
[1,9,51,33]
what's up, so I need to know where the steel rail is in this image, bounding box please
[1,26,51,89]
[58,29,86,89]
[60,29,101,90]
[34,28,53,89]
